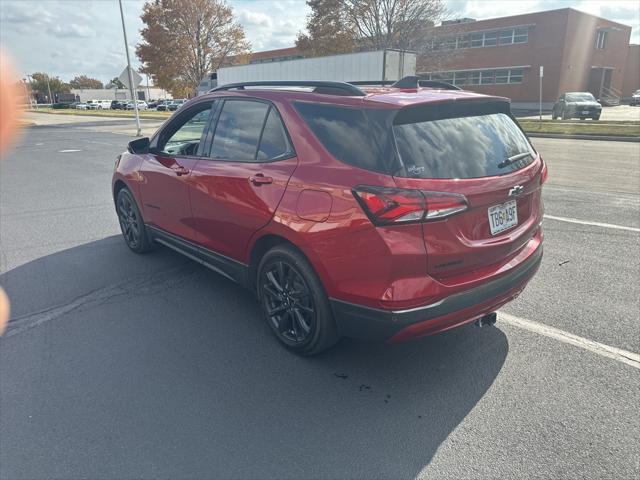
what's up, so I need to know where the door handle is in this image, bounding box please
[174,166,190,176]
[250,174,273,185]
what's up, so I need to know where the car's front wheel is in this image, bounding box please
[257,245,338,355]
[116,188,153,253]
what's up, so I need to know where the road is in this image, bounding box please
[1,119,638,479]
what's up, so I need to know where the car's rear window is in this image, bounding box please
[293,102,393,173]
[393,113,535,179]
[566,93,596,102]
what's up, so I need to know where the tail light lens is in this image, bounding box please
[353,185,468,226]
[540,157,548,185]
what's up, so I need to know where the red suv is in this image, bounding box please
[113,77,546,355]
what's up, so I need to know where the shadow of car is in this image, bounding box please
[0,236,507,478]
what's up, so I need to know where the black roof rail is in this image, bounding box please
[351,76,462,91]
[209,81,366,96]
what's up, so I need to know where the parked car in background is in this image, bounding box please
[111,100,126,110]
[156,101,170,111]
[167,99,186,111]
[75,102,88,110]
[148,99,168,109]
[86,99,111,110]
[112,78,546,355]
[552,92,602,120]
[125,100,148,110]
[630,89,640,106]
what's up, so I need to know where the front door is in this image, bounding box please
[188,99,298,262]
[138,101,214,242]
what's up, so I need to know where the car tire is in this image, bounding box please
[116,188,153,254]
[579,117,585,120]
[561,109,570,120]
[257,244,339,356]
[552,110,558,120]
[593,116,600,121]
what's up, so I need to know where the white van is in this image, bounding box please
[86,99,111,110]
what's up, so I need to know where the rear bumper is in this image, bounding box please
[330,244,542,342]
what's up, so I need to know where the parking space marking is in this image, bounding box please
[544,214,640,232]
[58,149,82,153]
[499,312,640,369]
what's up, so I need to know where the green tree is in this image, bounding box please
[69,75,104,89]
[28,72,70,96]
[137,0,250,95]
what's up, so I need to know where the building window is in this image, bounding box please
[470,33,484,48]
[425,67,525,86]
[499,30,514,45]
[480,71,495,84]
[483,31,498,47]
[509,68,523,83]
[453,72,467,86]
[495,69,510,84]
[513,28,528,43]
[596,30,607,49]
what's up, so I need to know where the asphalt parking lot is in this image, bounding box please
[0,118,638,479]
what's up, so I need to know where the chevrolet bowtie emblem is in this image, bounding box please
[508,185,524,197]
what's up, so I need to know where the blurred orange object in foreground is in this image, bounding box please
[0,50,23,335]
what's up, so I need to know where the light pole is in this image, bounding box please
[45,74,53,105]
[118,0,141,136]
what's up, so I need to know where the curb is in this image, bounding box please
[525,132,639,142]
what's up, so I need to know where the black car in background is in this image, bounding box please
[552,92,602,120]
[111,100,126,110]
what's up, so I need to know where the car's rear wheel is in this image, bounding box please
[593,116,600,121]
[116,188,153,253]
[561,108,570,120]
[257,245,338,355]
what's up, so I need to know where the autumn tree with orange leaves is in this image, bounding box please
[136,0,250,97]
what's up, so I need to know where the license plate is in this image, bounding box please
[582,110,589,114]
[488,200,518,235]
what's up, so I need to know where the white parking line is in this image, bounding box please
[498,312,640,370]
[544,214,640,232]
[58,149,82,153]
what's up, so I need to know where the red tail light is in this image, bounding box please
[540,157,548,185]
[353,186,468,226]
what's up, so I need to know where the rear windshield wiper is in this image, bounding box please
[498,151,533,169]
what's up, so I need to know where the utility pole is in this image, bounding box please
[45,74,53,105]
[118,0,141,136]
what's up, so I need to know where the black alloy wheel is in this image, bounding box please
[261,260,315,344]
[116,188,153,253]
[257,245,339,355]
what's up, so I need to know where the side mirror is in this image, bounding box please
[128,137,150,154]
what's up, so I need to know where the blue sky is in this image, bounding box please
[1,0,638,83]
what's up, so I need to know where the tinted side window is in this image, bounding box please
[210,100,269,161]
[159,103,212,156]
[294,102,387,172]
[257,108,292,161]
[393,113,535,179]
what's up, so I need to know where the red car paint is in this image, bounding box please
[113,84,545,343]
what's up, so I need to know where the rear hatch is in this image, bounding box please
[391,101,545,280]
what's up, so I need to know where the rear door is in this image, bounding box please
[188,98,298,261]
[139,100,214,241]
[391,104,544,279]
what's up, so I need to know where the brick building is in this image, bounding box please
[419,8,636,108]
[205,8,638,107]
